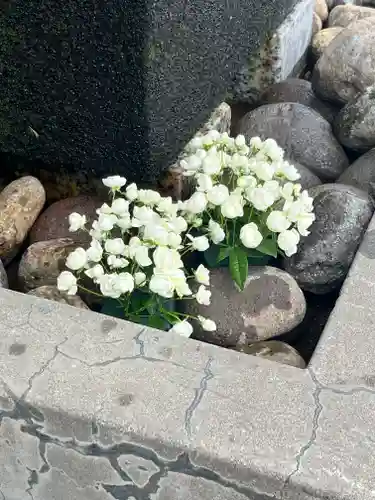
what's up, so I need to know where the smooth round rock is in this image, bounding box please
[333,86,375,151]
[315,0,329,21]
[0,260,8,288]
[259,79,339,124]
[0,176,46,264]
[312,19,375,105]
[327,0,363,9]
[283,184,374,294]
[184,266,306,347]
[18,238,79,291]
[237,103,348,181]
[291,161,323,189]
[27,286,89,309]
[312,12,323,36]
[30,195,99,244]
[337,148,375,200]
[328,4,375,26]
[235,341,306,369]
[311,27,344,62]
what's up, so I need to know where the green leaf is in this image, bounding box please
[217,246,230,263]
[147,315,169,330]
[229,247,248,291]
[256,238,278,258]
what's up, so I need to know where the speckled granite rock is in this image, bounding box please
[18,238,78,291]
[0,260,8,288]
[235,340,306,368]
[311,27,344,62]
[283,184,374,294]
[27,286,89,309]
[328,4,375,26]
[333,86,375,151]
[259,79,339,124]
[30,195,100,244]
[0,176,45,264]
[237,103,348,181]
[337,148,375,200]
[291,160,323,188]
[183,266,306,347]
[312,18,375,105]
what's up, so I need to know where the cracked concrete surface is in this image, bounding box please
[2,215,375,498]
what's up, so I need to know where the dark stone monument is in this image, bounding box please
[0,0,299,182]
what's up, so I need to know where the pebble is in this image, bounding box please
[0,176,46,265]
[283,184,374,294]
[30,195,100,244]
[18,238,79,291]
[237,103,348,181]
[27,286,89,309]
[259,79,339,124]
[328,4,375,26]
[183,266,306,348]
[312,18,375,105]
[235,341,306,369]
[333,85,375,151]
[337,148,375,200]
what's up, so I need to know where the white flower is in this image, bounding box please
[246,187,275,212]
[194,264,210,286]
[237,176,257,189]
[143,224,169,246]
[252,161,275,181]
[69,213,87,232]
[166,216,188,234]
[196,285,211,305]
[196,173,213,192]
[89,221,104,241]
[115,272,134,294]
[169,320,193,337]
[187,235,209,252]
[132,206,159,227]
[57,271,77,295]
[198,316,217,332]
[116,215,132,231]
[84,264,105,282]
[262,138,283,162]
[125,183,138,201]
[104,238,126,255]
[276,161,300,181]
[96,203,112,215]
[280,182,295,201]
[137,189,161,205]
[202,152,221,175]
[278,229,300,257]
[149,273,174,298]
[157,196,178,216]
[266,211,291,233]
[263,180,281,200]
[66,247,88,270]
[208,220,225,244]
[206,184,229,206]
[184,191,207,214]
[97,213,118,231]
[98,274,121,298]
[240,222,263,249]
[206,129,221,141]
[235,134,246,147]
[188,136,203,150]
[250,136,263,150]
[86,239,103,262]
[111,198,130,216]
[150,269,191,298]
[296,213,315,237]
[134,272,146,286]
[221,195,243,219]
[107,255,129,268]
[128,237,152,267]
[102,175,127,190]
[181,155,202,176]
[153,246,183,270]
[167,232,182,248]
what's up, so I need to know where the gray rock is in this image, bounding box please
[184,266,306,347]
[18,238,79,291]
[27,286,89,309]
[328,4,375,26]
[283,184,374,294]
[312,19,375,105]
[326,0,363,9]
[312,12,323,36]
[235,340,306,369]
[333,86,375,151]
[236,103,349,181]
[289,160,322,189]
[315,0,329,21]
[0,260,8,288]
[337,148,375,200]
[259,79,339,124]
[311,27,344,62]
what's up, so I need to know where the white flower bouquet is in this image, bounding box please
[178,131,315,289]
[57,175,216,337]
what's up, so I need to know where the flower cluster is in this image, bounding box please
[57,175,216,338]
[178,131,315,288]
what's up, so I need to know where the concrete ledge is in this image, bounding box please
[1,217,375,498]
